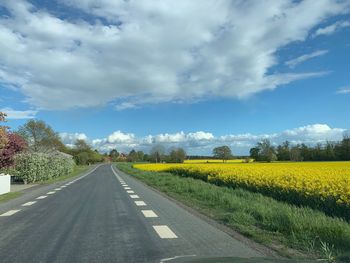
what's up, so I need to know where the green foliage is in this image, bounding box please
[17,120,64,153]
[212,145,232,162]
[13,152,75,183]
[255,136,350,162]
[168,148,186,163]
[67,140,104,165]
[254,139,277,162]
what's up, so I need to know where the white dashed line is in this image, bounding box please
[36,195,47,200]
[54,188,61,191]
[126,190,134,193]
[22,201,37,206]
[124,187,131,190]
[141,210,158,218]
[61,186,67,188]
[135,201,147,206]
[153,225,178,239]
[0,210,21,217]
[130,195,139,199]
[47,191,56,195]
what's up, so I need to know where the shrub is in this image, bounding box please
[14,152,75,183]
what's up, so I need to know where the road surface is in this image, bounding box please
[0,164,263,263]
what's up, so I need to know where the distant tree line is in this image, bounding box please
[108,145,187,163]
[250,137,350,162]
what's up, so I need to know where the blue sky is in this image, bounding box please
[0,0,349,155]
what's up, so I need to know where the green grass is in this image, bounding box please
[0,191,22,203]
[40,165,90,185]
[116,163,350,261]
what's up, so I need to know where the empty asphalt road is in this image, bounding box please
[0,164,264,263]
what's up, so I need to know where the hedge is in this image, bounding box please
[13,152,75,183]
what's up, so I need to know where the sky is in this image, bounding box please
[0,0,349,155]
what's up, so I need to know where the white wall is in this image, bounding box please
[0,174,11,195]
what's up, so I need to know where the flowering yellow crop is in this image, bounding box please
[134,161,350,217]
[184,159,253,163]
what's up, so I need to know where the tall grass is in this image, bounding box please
[116,163,350,260]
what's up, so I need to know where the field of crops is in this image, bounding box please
[134,161,350,219]
[184,159,253,163]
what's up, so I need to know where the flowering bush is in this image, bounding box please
[0,133,28,168]
[14,152,75,183]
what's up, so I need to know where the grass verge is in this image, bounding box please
[116,163,350,262]
[0,191,22,204]
[40,165,90,185]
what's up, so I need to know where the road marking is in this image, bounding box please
[141,210,158,218]
[36,195,47,199]
[0,210,21,217]
[124,187,131,190]
[160,255,196,263]
[135,201,147,206]
[22,201,37,206]
[61,186,67,188]
[54,188,61,191]
[47,191,56,195]
[126,190,134,193]
[130,194,139,199]
[153,225,178,239]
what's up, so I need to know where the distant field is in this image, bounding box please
[134,161,350,219]
[184,159,253,163]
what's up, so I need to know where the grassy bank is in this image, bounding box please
[40,165,90,184]
[116,163,350,262]
[0,191,22,204]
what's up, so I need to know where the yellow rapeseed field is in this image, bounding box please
[134,161,350,216]
[184,159,253,163]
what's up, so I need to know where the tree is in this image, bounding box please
[250,139,276,162]
[17,120,63,152]
[0,133,28,168]
[109,149,119,162]
[150,145,165,163]
[127,149,138,162]
[249,147,259,161]
[290,145,303,162]
[0,112,9,150]
[213,145,232,162]
[168,148,186,163]
[74,139,91,151]
[276,141,290,161]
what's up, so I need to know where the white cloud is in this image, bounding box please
[285,50,328,68]
[313,20,350,37]
[62,124,347,155]
[59,132,88,147]
[336,86,350,94]
[107,130,135,143]
[0,0,348,110]
[0,107,37,119]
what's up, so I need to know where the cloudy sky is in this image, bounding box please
[0,0,349,155]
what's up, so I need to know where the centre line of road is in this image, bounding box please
[47,191,56,195]
[124,187,131,190]
[130,195,139,199]
[0,210,21,217]
[135,201,147,206]
[36,195,47,199]
[126,190,134,193]
[54,188,62,191]
[141,210,158,218]
[153,225,178,239]
[22,201,37,206]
